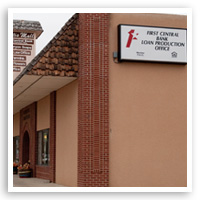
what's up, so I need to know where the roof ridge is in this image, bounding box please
[14,19,41,22]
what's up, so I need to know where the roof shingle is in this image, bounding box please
[13,14,79,85]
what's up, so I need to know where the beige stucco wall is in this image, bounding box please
[56,80,78,187]
[37,95,50,131]
[109,14,187,187]
[13,112,20,137]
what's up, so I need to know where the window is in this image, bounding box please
[37,129,50,165]
[13,136,20,163]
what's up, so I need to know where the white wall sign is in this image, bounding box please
[118,25,187,63]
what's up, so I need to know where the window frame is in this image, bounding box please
[37,128,50,166]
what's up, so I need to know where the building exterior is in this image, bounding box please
[13,13,187,187]
[13,20,43,80]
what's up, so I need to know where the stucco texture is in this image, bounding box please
[56,80,78,186]
[37,95,50,131]
[109,13,187,187]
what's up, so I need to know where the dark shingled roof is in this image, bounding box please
[13,19,43,38]
[13,13,79,85]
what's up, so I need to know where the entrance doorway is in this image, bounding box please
[22,131,30,164]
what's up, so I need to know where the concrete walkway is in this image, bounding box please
[13,174,64,187]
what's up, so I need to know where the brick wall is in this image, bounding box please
[35,91,56,182]
[36,165,50,180]
[78,13,109,187]
[19,92,56,181]
[49,91,56,182]
[20,102,37,177]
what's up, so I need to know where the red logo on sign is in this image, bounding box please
[126,30,139,48]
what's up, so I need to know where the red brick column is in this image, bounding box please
[78,13,109,187]
[49,91,56,182]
